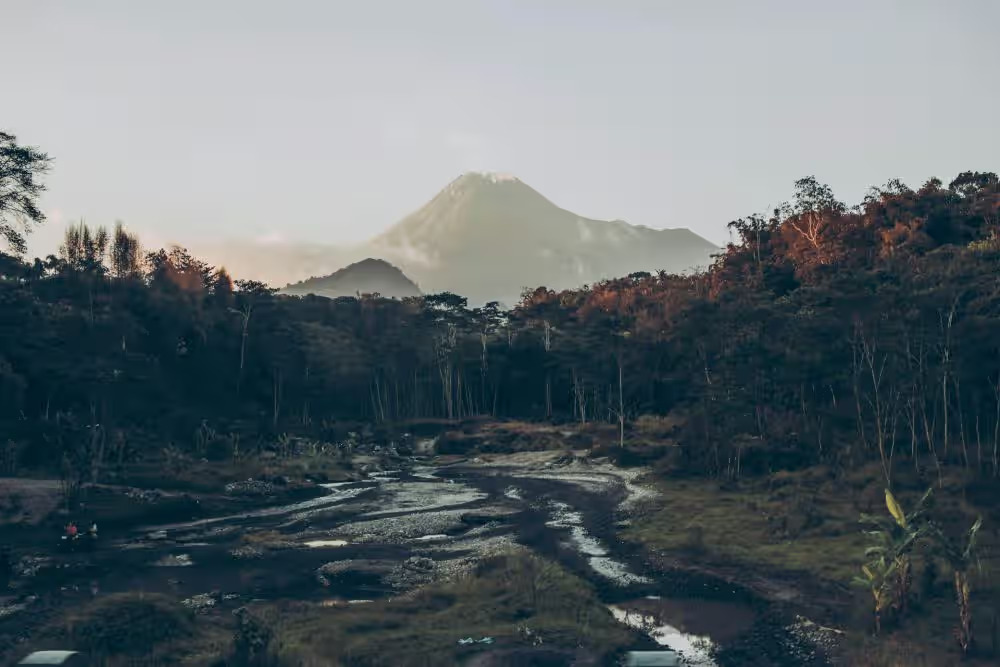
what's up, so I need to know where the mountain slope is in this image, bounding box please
[366,172,719,305]
[282,258,421,299]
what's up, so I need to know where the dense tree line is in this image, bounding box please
[0,130,998,482]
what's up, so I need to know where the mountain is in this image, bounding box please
[281,258,421,299]
[365,172,720,305]
[196,172,720,305]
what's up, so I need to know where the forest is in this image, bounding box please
[3,130,1000,665]
[1,129,999,489]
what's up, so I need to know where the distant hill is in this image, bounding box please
[366,172,720,305]
[281,258,420,299]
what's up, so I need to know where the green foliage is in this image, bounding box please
[855,486,990,652]
[271,552,633,665]
[1,144,999,485]
[67,592,194,655]
[855,488,935,631]
[0,130,51,255]
[926,515,985,652]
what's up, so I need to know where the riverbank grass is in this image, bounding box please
[268,552,636,665]
[626,464,999,665]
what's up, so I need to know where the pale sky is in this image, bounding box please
[3,0,998,259]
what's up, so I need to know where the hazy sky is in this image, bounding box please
[4,0,998,258]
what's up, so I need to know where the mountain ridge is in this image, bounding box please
[199,172,720,305]
[281,257,421,299]
[365,171,720,304]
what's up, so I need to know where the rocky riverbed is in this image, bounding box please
[1,451,838,665]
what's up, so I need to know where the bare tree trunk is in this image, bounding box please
[237,305,252,396]
[954,376,969,468]
[907,396,919,471]
[272,367,282,428]
[955,570,974,653]
[852,327,869,461]
[480,332,488,418]
[618,360,625,448]
[941,297,958,460]
[545,372,552,420]
[572,368,587,424]
[89,423,105,484]
[942,370,949,458]
[975,412,983,473]
[860,327,892,485]
[993,372,1000,477]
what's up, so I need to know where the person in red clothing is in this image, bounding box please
[65,522,78,538]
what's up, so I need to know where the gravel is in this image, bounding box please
[332,509,469,543]
[225,479,275,496]
[229,545,265,560]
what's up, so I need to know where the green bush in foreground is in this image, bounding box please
[256,552,633,666]
[66,592,195,656]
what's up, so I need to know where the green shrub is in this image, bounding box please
[67,592,194,655]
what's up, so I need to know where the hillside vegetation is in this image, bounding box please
[2,130,999,662]
[1,170,998,486]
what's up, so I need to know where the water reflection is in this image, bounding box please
[609,604,717,666]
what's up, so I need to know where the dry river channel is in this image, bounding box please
[1,454,836,666]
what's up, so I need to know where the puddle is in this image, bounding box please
[545,501,651,585]
[610,605,716,666]
[608,597,757,665]
[304,539,350,548]
[320,598,375,607]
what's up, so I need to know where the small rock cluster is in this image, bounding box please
[0,596,36,620]
[13,555,49,579]
[224,478,275,496]
[783,615,844,663]
[181,591,221,613]
[384,556,437,589]
[126,488,164,503]
[152,553,194,567]
[315,559,386,587]
[229,545,265,560]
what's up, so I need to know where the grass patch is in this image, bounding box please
[254,552,635,665]
[625,471,867,583]
[124,453,355,494]
[625,464,1000,664]
[5,592,233,666]
[66,592,194,655]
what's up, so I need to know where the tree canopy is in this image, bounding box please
[0,161,998,483]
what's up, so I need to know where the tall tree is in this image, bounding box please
[109,222,142,280]
[0,131,52,256]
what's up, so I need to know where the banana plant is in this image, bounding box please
[856,488,934,627]
[928,516,983,653]
[853,554,896,634]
